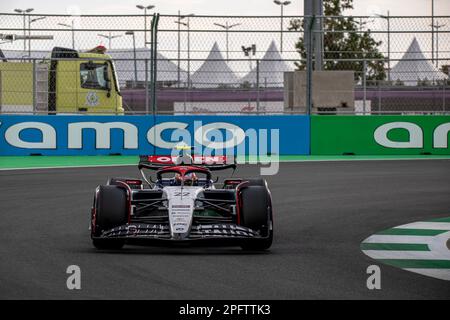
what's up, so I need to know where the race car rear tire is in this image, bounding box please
[92,185,128,250]
[239,186,273,251]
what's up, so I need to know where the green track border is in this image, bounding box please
[0,155,450,170]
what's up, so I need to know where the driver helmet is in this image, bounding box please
[183,173,198,186]
[174,173,198,186]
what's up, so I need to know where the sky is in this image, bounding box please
[0,0,449,16]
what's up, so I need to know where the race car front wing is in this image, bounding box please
[93,223,266,245]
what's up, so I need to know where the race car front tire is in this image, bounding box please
[107,177,143,190]
[239,185,273,251]
[246,178,267,187]
[92,185,128,250]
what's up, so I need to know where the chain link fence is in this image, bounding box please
[0,13,449,115]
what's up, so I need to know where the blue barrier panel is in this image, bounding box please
[0,115,310,156]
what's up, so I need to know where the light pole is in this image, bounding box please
[28,16,46,56]
[175,13,194,87]
[14,8,34,52]
[175,15,194,87]
[273,0,291,53]
[213,22,241,60]
[136,4,155,48]
[98,32,123,49]
[126,31,138,87]
[375,11,391,82]
[58,21,75,49]
[431,22,446,68]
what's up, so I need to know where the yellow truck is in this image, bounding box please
[0,46,123,114]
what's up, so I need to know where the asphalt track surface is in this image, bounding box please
[1,160,449,299]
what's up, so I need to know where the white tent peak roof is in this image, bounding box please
[190,42,239,87]
[402,37,427,60]
[262,40,283,60]
[206,42,223,60]
[241,40,293,87]
[390,37,447,85]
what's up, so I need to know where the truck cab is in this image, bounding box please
[0,46,124,114]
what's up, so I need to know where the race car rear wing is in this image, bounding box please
[138,155,237,171]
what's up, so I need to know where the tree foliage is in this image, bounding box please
[289,0,386,83]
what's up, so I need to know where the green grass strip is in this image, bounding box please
[0,156,139,169]
[379,259,450,269]
[361,243,430,251]
[376,228,448,236]
[0,155,450,170]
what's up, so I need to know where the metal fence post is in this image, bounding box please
[145,58,149,115]
[443,83,446,113]
[152,14,160,116]
[32,59,36,114]
[0,70,2,112]
[256,59,260,114]
[150,16,154,116]
[363,59,367,115]
[149,13,160,116]
[378,81,381,114]
[183,85,187,115]
[314,13,324,71]
[306,15,315,115]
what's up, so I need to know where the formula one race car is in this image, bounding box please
[90,148,273,251]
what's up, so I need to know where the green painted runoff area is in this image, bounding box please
[1,155,450,170]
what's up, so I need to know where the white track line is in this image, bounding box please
[362,229,450,281]
[362,235,435,245]
[396,222,450,230]
[429,231,450,260]
[362,250,447,260]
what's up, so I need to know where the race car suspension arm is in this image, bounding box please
[133,199,167,215]
[196,198,235,214]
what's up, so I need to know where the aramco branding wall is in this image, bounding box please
[0,115,310,156]
[310,116,450,155]
[0,115,449,156]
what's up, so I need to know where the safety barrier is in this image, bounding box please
[1,115,450,156]
[311,115,450,155]
[0,115,310,156]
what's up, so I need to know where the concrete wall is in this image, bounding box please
[284,70,355,113]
